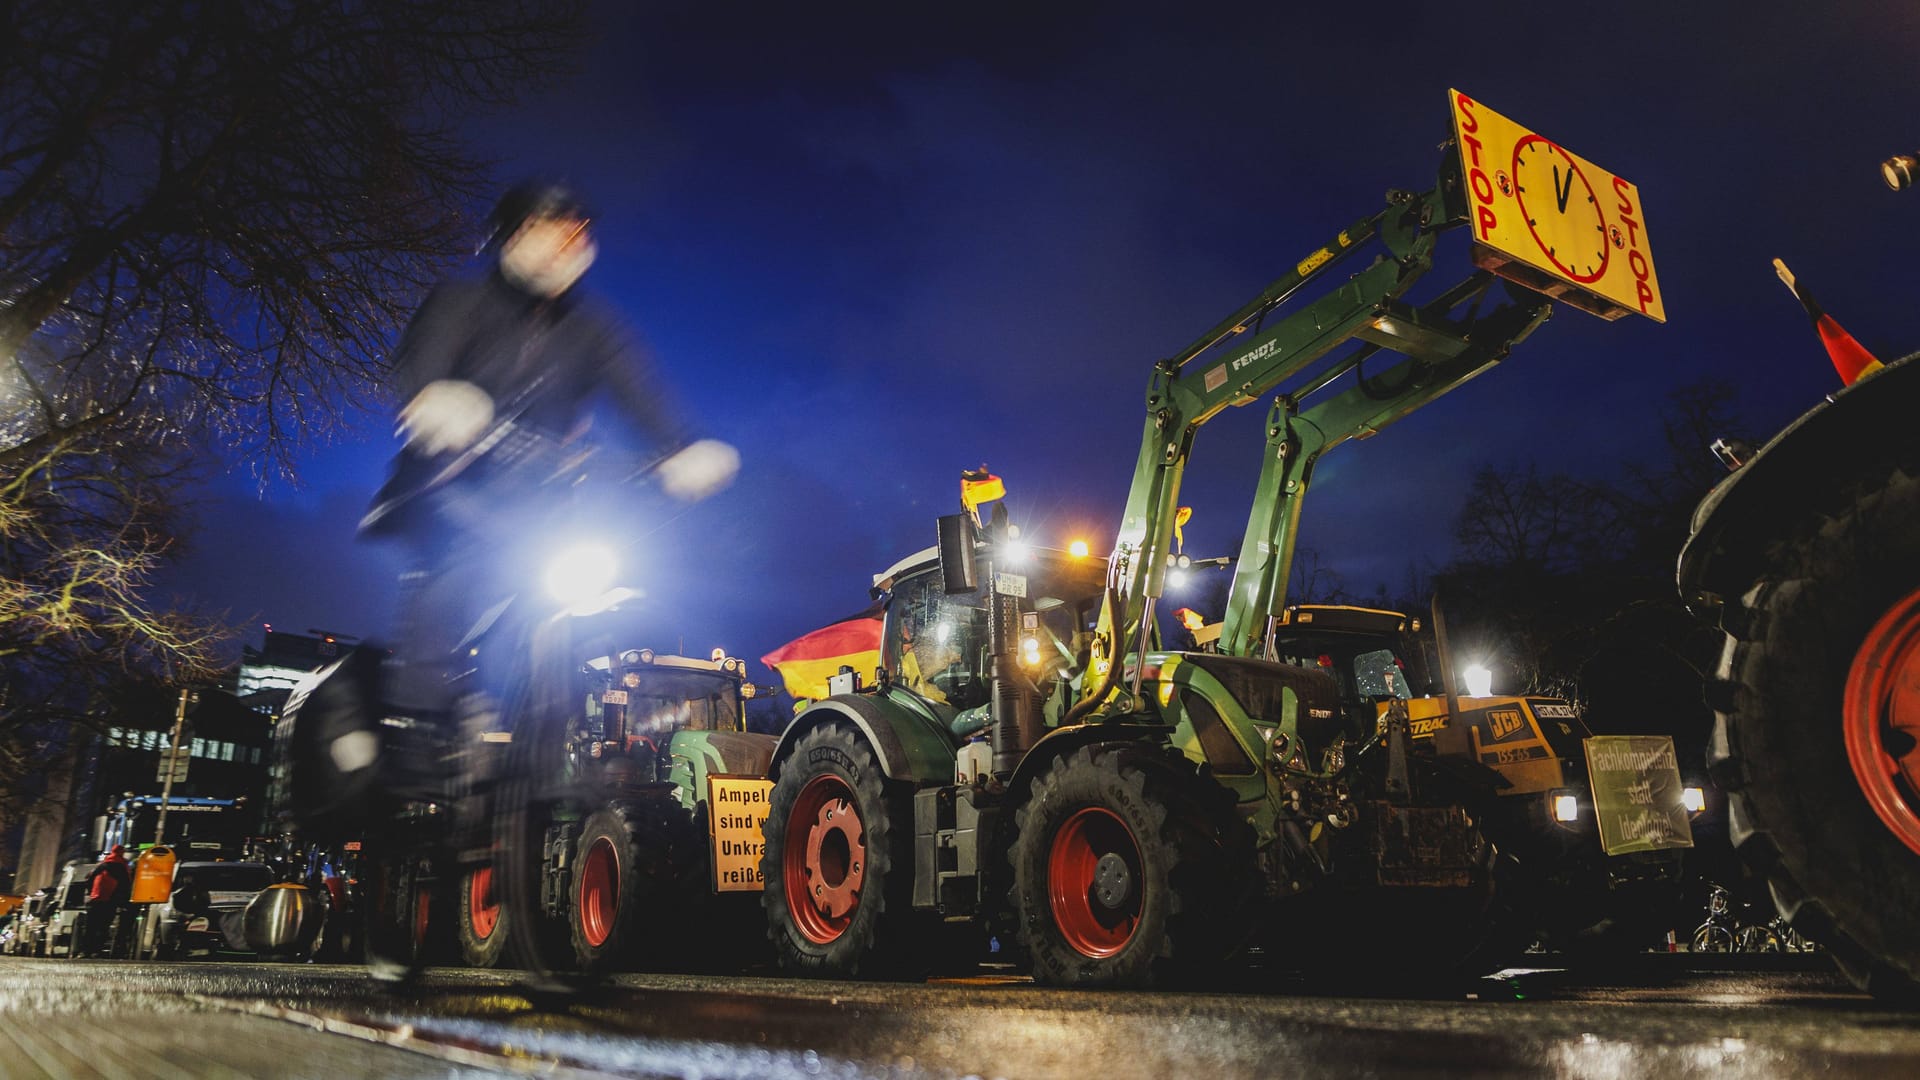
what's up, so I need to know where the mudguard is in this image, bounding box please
[1005,723,1171,806]
[271,645,389,833]
[1679,352,1920,611]
[667,729,780,810]
[769,689,957,785]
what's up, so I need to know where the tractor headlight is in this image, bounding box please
[1019,635,1042,668]
[1682,786,1707,814]
[1552,793,1580,823]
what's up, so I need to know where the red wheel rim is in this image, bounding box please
[579,837,619,948]
[782,774,866,945]
[1844,588,1920,857]
[467,866,499,941]
[1047,806,1142,958]
[413,884,432,948]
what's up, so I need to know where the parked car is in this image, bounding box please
[151,862,274,958]
[7,890,52,956]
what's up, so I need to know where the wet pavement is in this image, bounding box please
[1,954,1915,1078]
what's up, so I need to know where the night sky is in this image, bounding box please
[159,1,1920,683]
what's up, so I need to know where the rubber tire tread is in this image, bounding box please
[458,864,510,968]
[761,722,921,979]
[1713,464,1920,999]
[1009,744,1231,989]
[569,799,698,975]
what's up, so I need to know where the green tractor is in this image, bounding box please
[1679,247,1920,995]
[456,648,779,974]
[756,93,1682,987]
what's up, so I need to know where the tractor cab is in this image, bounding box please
[874,539,1108,727]
[581,649,761,787]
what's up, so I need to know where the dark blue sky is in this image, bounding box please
[163,1,1920,677]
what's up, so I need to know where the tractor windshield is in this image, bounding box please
[885,549,1105,709]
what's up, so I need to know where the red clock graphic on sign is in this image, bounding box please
[1511,135,1610,284]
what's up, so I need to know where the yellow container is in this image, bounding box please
[131,846,177,905]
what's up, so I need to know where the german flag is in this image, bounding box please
[961,466,1005,519]
[1774,259,1884,386]
[761,602,884,701]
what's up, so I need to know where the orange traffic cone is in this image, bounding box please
[1774,258,1885,385]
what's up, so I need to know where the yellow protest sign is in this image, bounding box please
[1449,90,1665,323]
[708,775,773,892]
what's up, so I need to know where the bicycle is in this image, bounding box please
[279,413,671,986]
[1690,884,1737,953]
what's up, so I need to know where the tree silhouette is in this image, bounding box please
[0,0,585,810]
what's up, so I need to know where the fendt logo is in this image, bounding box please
[1487,709,1526,741]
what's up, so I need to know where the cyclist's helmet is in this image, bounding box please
[483,180,590,252]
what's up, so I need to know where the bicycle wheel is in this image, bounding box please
[493,613,586,985]
[359,819,440,982]
[1737,925,1782,953]
[1692,924,1735,953]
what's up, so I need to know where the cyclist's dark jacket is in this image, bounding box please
[367,270,687,530]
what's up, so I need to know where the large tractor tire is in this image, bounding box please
[458,864,510,968]
[1008,744,1233,988]
[1711,464,1920,997]
[762,722,920,978]
[568,799,700,975]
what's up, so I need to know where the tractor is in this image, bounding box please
[1264,604,1695,957]
[1678,163,1920,997]
[454,648,779,974]
[756,92,1682,987]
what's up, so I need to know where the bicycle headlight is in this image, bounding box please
[544,543,618,609]
[1552,792,1580,823]
[1682,786,1707,814]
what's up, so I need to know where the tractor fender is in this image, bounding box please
[1679,351,1920,612]
[668,729,781,808]
[1004,723,1171,809]
[770,692,956,786]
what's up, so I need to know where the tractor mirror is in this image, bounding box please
[937,513,980,595]
[1354,649,1410,701]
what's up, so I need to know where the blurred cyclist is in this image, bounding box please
[363,180,738,726]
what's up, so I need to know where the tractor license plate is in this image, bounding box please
[602,690,628,705]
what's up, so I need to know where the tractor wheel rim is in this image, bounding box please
[413,883,432,948]
[1047,806,1142,959]
[467,866,499,941]
[784,774,865,945]
[1844,586,1920,857]
[580,837,619,948]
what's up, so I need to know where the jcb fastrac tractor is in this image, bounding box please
[758,93,1684,987]
[1265,605,1694,956]
[456,648,779,974]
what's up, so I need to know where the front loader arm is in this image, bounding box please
[1218,279,1553,655]
[1081,177,1559,717]
[1082,190,1442,714]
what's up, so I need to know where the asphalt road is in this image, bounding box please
[1,954,1915,1079]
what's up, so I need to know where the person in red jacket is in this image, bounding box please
[83,845,132,958]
